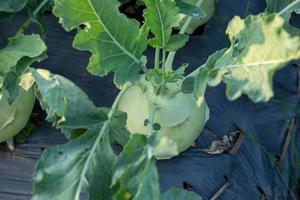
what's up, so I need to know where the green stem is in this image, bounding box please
[162,49,166,69]
[33,0,49,16]
[108,83,131,119]
[165,0,203,71]
[15,19,32,36]
[278,0,300,16]
[155,48,160,69]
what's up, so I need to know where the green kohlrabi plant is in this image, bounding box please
[0,0,53,149]
[0,34,47,150]
[21,0,300,199]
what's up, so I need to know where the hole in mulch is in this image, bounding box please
[256,186,268,200]
[182,181,194,191]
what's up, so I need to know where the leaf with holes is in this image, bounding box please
[144,0,183,50]
[31,69,107,138]
[204,14,300,102]
[33,124,116,200]
[53,0,148,87]
[266,0,300,21]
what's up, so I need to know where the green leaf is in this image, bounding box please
[175,0,206,17]
[0,34,46,74]
[266,0,300,21]
[207,14,300,102]
[33,123,116,200]
[0,0,30,12]
[112,134,161,200]
[109,110,130,146]
[53,0,148,86]
[193,49,226,106]
[162,188,202,200]
[181,76,195,94]
[31,69,107,132]
[144,0,180,49]
[0,34,46,103]
[166,34,189,51]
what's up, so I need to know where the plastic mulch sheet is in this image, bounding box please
[0,0,299,199]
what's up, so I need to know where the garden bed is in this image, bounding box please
[0,0,300,199]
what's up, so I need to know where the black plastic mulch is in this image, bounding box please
[0,0,299,199]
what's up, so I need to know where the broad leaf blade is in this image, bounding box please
[33,124,116,200]
[266,0,300,21]
[31,69,107,131]
[162,188,202,200]
[0,0,29,12]
[207,14,300,102]
[112,135,161,200]
[0,34,46,102]
[0,34,46,74]
[53,0,148,86]
[193,49,226,106]
[144,0,180,49]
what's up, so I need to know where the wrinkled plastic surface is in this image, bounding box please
[0,0,299,199]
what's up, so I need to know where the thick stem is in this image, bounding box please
[165,0,203,71]
[108,83,131,119]
[155,48,160,69]
[162,49,166,69]
[278,0,300,16]
[33,0,49,16]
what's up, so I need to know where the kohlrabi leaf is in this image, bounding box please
[31,69,107,131]
[33,124,116,200]
[166,34,189,51]
[266,0,300,21]
[112,134,161,200]
[0,0,29,13]
[193,49,226,106]
[0,34,46,74]
[181,76,195,94]
[0,34,46,102]
[53,0,148,87]
[4,53,47,104]
[0,0,29,21]
[206,14,300,102]
[109,110,130,146]
[175,0,206,17]
[162,188,202,200]
[144,0,181,49]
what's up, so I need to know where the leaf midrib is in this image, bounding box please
[74,122,110,199]
[86,0,141,64]
[154,0,166,47]
[278,0,300,15]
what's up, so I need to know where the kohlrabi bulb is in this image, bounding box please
[0,86,35,143]
[117,81,209,159]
